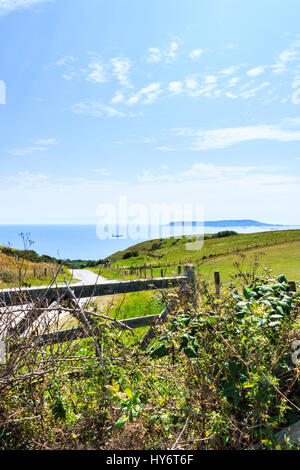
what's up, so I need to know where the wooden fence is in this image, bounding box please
[1,265,296,362]
[0,265,197,359]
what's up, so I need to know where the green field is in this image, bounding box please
[92,230,300,284]
[196,239,300,282]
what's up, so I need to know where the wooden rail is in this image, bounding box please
[0,275,189,307]
[32,314,164,347]
[0,265,197,360]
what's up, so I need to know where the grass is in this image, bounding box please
[0,250,74,288]
[108,229,300,264]
[195,240,300,283]
[89,230,300,285]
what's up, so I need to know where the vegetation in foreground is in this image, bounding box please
[0,269,299,450]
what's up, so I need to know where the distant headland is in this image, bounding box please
[168,219,284,227]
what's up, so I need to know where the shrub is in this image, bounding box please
[123,251,139,260]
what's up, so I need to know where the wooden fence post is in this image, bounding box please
[140,306,169,351]
[214,271,221,298]
[183,264,197,309]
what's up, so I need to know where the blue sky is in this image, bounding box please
[1,0,300,224]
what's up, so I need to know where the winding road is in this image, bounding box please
[71,269,113,285]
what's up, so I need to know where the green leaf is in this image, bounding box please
[149,415,159,424]
[125,388,133,399]
[115,415,128,429]
[184,345,198,358]
[277,274,287,284]
[243,287,254,299]
[151,344,168,358]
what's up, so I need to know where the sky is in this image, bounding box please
[1,0,300,225]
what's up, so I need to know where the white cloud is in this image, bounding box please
[127,82,162,105]
[168,81,183,94]
[56,55,75,67]
[86,60,108,83]
[239,81,270,99]
[61,71,76,81]
[272,41,300,74]
[138,136,157,144]
[156,145,176,152]
[189,48,204,60]
[91,168,110,176]
[185,76,198,90]
[31,138,59,146]
[291,78,300,104]
[5,171,49,186]
[147,40,182,63]
[0,0,48,15]
[226,77,240,88]
[225,92,238,99]
[205,75,217,84]
[220,66,240,75]
[111,91,125,104]
[71,101,128,118]
[246,66,266,77]
[111,57,132,87]
[146,48,162,64]
[171,121,300,150]
[137,162,299,186]
[7,138,58,156]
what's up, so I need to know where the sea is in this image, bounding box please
[0,224,299,261]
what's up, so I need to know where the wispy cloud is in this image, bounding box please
[189,48,204,60]
[111,91,125,104]
[86,60,108,83]
[291,78,300,104]
[71,101,139,118]
[7,138,59,156]
[146,40,182,63]
[111,57,132,87]
[239,81,270,99]
[170,121,300,150]
[168,81,184,94]
[91,168,110,176]
[53,37,300,114]
[137,162,299,186]
[272,41,300,74]
[0,0,48,15]
[127,82,162,105]
[156,145,176,152]
[55,55,75,67]
[5,171,49,186]
[246,66,266,77]
[221,66,240,75]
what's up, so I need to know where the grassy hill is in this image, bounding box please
[94,229,300,283]
[0,246,72,288]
